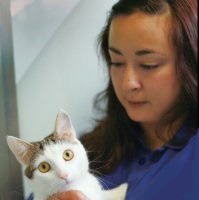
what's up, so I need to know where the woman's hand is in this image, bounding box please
[48,190,89,200]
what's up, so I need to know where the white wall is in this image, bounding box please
[14,0,117,198]
[12,0,81,83]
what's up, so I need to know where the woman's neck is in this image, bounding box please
[140,124,165,150]
[140,117,185,151]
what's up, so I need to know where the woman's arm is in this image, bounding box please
[48,190,89,200]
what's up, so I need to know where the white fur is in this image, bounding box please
[30,141,101,199]
[30,141,127,200]
[7,111,127,199]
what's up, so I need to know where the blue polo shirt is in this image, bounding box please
[27,126,199,200]
[100,126,199,200]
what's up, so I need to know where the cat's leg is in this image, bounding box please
[103,183,128,200]
[34,194,49,200]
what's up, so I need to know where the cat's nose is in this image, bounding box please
[58,172,68,180]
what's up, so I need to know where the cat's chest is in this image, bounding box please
[66,173,103,199]
[33,172,103,200]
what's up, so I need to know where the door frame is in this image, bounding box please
[0,0,24,199]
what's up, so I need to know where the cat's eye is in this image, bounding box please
[63,149,74,161]
[38,162,51,173]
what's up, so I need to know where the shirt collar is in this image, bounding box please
[129,123,196,151]
[165,126,196,150]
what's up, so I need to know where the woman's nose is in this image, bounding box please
[122,65,141,91]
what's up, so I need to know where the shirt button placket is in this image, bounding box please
[138,157,146,165]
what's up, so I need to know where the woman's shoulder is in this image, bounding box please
[182,127,199,151]
[185,128,199,160]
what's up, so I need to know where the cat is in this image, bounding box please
[7,110,127,200]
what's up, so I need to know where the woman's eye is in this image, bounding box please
[63,149,74,161]
[110,62,124,67]
[38,162,51,173]
[140,64,159,70]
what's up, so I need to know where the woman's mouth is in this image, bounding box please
[127,100,147,108]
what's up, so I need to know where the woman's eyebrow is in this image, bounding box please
[135,49,156,56]
[109,46,123,55]
[109,46,164,57]
[135,49,165,57]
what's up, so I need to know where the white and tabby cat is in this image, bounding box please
[7,110,127,200]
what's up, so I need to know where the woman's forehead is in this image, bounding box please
[108,12,173,57]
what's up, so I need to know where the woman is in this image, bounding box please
[33,0,198,199]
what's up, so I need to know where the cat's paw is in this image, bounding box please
[103,182,128,200]
[114,183,128,200]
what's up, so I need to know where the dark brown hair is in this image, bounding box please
[80,0,198,175]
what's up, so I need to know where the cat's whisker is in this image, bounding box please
[89,158,105,164]
[89,168,119,189]
[89,165,105,173]
[86,151,106,164]
[97,176,118,190]
[85,149,104,153]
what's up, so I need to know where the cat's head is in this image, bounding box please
[7,110,89,193]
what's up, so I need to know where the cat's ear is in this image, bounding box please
[7,136,36,166]
[54,110,77,142]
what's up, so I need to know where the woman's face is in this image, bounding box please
[109,11,182,127]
